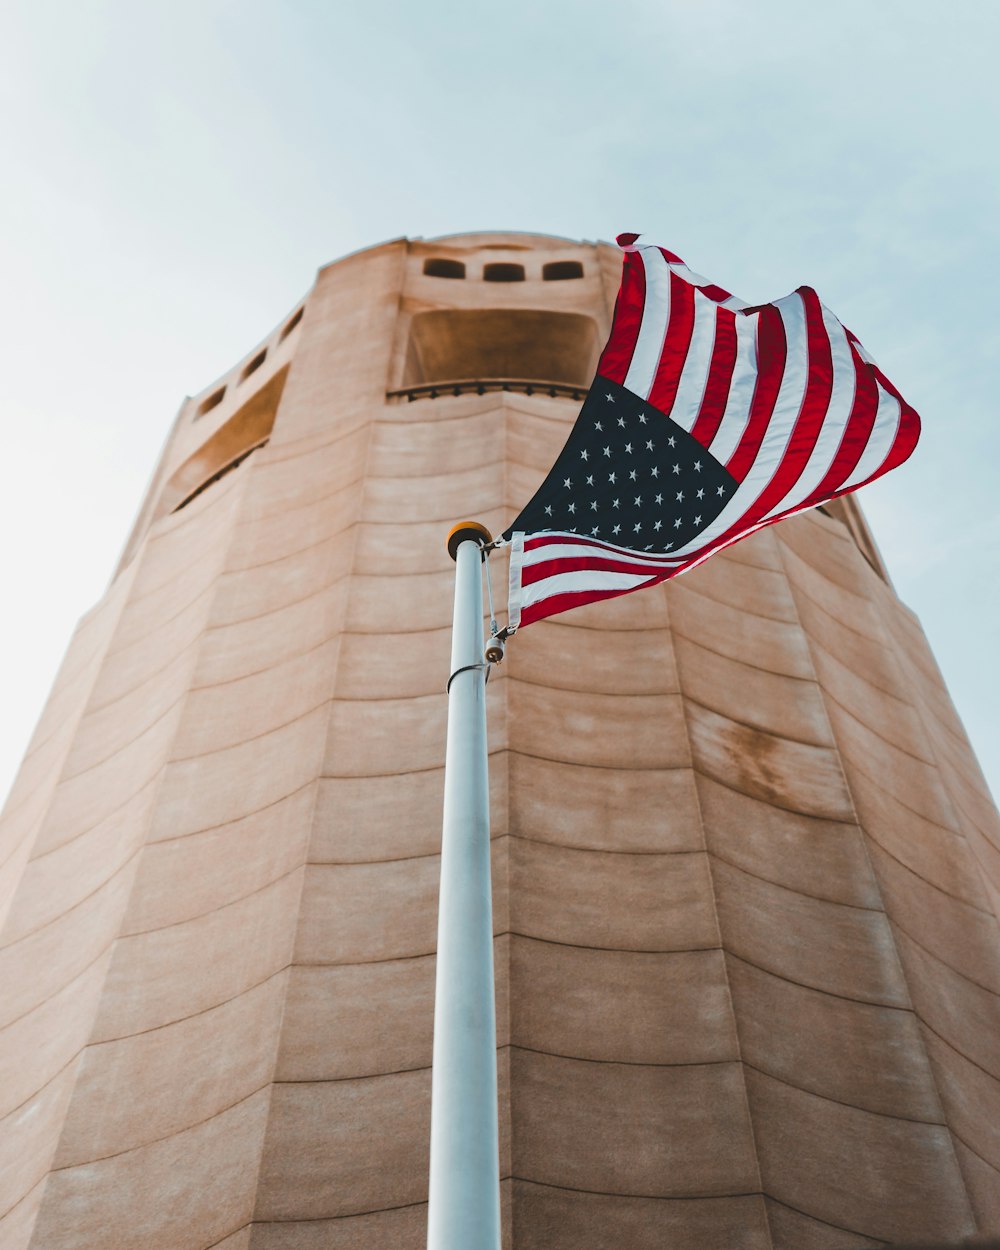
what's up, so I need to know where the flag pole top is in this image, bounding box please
[446,521,492,561]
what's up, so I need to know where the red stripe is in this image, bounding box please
[598,250,646,385]
[698,283,734,304]
[689,307,737,448]
[804,340,880,502]
[724,305,786,482]
[647,271,695,417]
[521,576,668,628]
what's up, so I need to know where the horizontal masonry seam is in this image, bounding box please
[59,691,188,783]
[322,754,691,777]
[842,749,961,833]
[203,571,348,632]
[916,1016,1000,1086]
[761,1194,890,1245]
[293,934,724,965]
[188,633,333,694]
[820,683,937,768]
[723,950,911,1013]
[741,1058,946,1127]
[860,828,998,919]
[683,693,836,754]
[149,780,315,846]
[669,622,812,682]
[887,915,1000,999]
[707,848,883,913]
[120,863,302,939]
[168,696,330,763]
[310,834,708,866]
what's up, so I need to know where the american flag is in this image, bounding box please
[500,234,920,630]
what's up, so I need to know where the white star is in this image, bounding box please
[693,461,702,472]
[568,502,576,514]
[612,498,620,508]
[651,466,659,478]
[590,500,598,511]
[646,440,654,451]
[591,525,600,535]
[612,524,621,535]
[634,495,642,506]
[668,435,676,448]
[564,477,572,488]
[633,522,642,532]
[655,493,663,505]
[624,442,633,453]
[665,542,674,550]
[676,491,684,502]
[544,505,552,515]
[617,416,626,428]
[696,488,704,500]
[605,393,615,403]
[693,514,702,525]
[654,520,663,531]
[672,464,681,475]
[629,469,637,481]
[716,485,725,496]
[638,413,648,424]
[644,544,653,551]
[594,420,603,431]
[580,449,589,461]
[608,472,617,484]
[674,517,682,529]
[603,446,612,458]
[586,475,594,486]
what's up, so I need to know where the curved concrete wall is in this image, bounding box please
[1,233,998,1250]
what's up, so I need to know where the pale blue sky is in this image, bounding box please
[1,0,998,802]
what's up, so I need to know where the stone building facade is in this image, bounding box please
[1,232,999,1249]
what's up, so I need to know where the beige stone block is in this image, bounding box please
[952,1138,1000,1232]
[508,754,702,853]
[311,770,444,862]
[510,619,679,695]
[848,766,989,910]
[254,1069,430,1220]
[868,842,1000,995]
[682,550,799,622]
[779,509,877,593]
[194,581,341,687]
[123,784,313,933]
[896,930,1000,1078]
[0,1062,78,1236]
[55,973,286,1167]
[247,1205,426,1250]
[173,640,337,761]
[792,586,906,699]
[510,1049,757,1197]
[0,951,110,1120]
[91,869,301,1041]
[61,648,195,780]
[666,580,813,678]
[293,855,440,965]
[687,702,853,820]
[830,700,957,829]
[335,629,451,700]
[712,859,908,1006]
[350,513,511,577]
[243,427,369,521]
[368,410,498,477]
[0,1178,47,1250]
[726,954,941,1121]
[324,693,449,777]
[4,779,156,944]
[510,939,736,1065]
[151,704,328,837]
[276,956,436,1082]
[780,543,882,640]
[921,1027,1000,1172]
[762,1197,884,1249]
[209,531,354,629]
[697,774,879,908]
[28,1087,270,1250]
[344,568,458,635]
[675,635,832,747]
[746,1067,975,1243]
[362,461,504,523]
[226,482,362,572]
[811,641,932,760]
[0,860,138,1030]
[508,681,687,770]
[510,1182,770,1250]
[510,839,718,952]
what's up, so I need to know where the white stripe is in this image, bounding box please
[668,262,747,310]
[507,532,525,630]
[760,303,856,520]
[520,567,658,611]
[521,539,677,571]
[669,291,719,432]
[668,291,811,560]
[623,247,671,400]
[706,312,759,463]
[838,381,901,491]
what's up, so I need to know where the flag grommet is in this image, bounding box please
[446,520,493,561]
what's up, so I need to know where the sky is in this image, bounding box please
[0,0,998,805]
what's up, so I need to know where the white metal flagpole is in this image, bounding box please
[427,521,501,1250]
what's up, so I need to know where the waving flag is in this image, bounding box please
[500,233,920,630]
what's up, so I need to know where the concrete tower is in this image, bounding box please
[2,233,999,1250]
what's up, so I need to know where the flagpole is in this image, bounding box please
[427,521,501,1250]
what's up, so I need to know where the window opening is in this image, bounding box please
[543,261,584,280]
[280,307,304,341]
[240,349,267,382]
[483,263,525,282]
[195,387,226,419]
[423,258,466,279]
